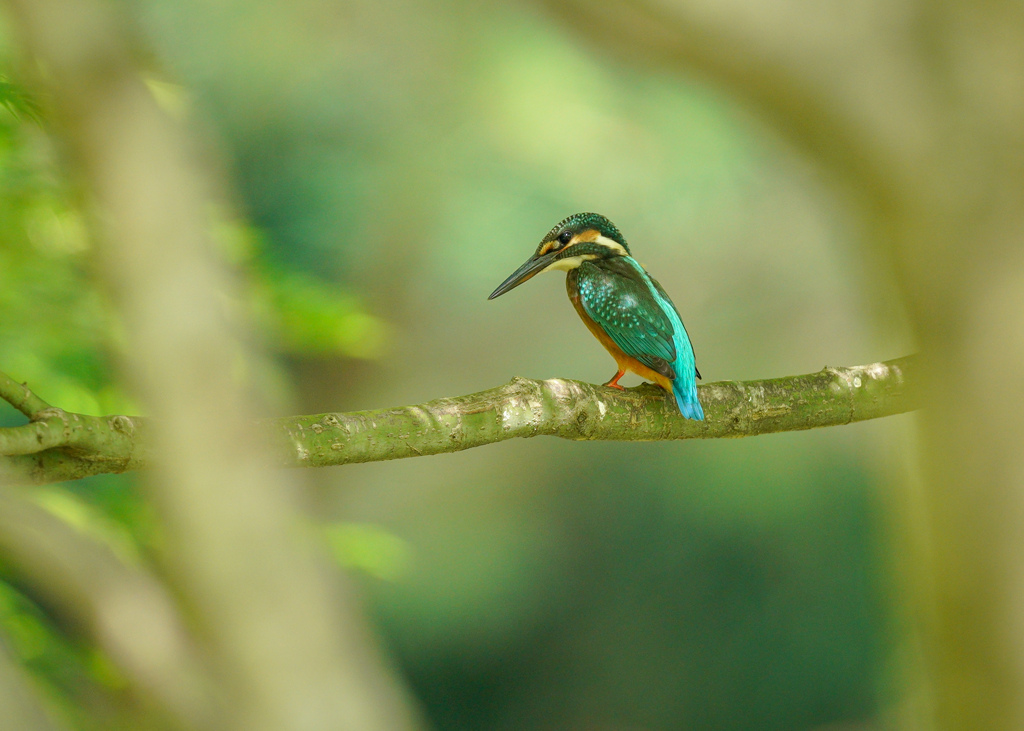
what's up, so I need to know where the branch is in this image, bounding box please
[0,372,52,419]
[533,0,937,208]
[5,0,426,725]
[0,356,916,484]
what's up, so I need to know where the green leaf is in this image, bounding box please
[0,79,41,123]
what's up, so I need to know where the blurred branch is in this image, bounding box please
[536,3,1024,729]
[4,0,423,728]
[0,483,215,729]
[0,356,916,483]
[533,0,935,207]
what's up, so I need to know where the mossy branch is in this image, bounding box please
[0,356,915,485]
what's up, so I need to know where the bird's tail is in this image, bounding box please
[672,378,704,421]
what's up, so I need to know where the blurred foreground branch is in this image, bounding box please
[0,356,916,485]
[0,624,65,731]
[535,2,1024,729]
[0,483,214,729]
[4,0,423,728]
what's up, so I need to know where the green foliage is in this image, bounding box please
[212,216,392,359]
[324,523,411,581]
[0,53,393,727]
[0,578,131,730]
[29,487,144,566]
[0,78,41,123]
[0,77,120,418]
[256,265,391,359]
[0,83,389,414]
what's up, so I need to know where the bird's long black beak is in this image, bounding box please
[488,251,558,300]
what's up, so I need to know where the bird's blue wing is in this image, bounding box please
[574,260,678,380]
[649,274,701,381]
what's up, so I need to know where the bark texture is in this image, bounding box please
[0,357,916,484]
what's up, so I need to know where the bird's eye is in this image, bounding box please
[558,231,573,245]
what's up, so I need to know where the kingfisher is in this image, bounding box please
[488,212,704,420]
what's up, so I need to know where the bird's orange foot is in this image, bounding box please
[603,370,626,390]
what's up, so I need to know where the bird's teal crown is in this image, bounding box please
[541,212,631,255]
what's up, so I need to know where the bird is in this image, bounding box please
[488,212,704,420]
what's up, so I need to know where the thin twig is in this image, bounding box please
[0,372,51,418]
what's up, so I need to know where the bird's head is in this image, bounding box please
[488,212,630,299]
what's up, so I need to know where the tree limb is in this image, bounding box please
[5,0,427,726]
[0,372,52,419]
[535,5,1024,728]
[533,0,937,210]
[0,356,916,484]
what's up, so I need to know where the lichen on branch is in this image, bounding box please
[0,356,916,485]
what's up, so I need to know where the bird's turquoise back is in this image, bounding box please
[573,256,703,420]
[621,258,703,420]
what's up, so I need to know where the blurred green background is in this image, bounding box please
[0,0,915,728]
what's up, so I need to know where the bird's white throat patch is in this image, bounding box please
[541,254,599,273]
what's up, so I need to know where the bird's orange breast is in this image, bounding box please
[567,287,674,392]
